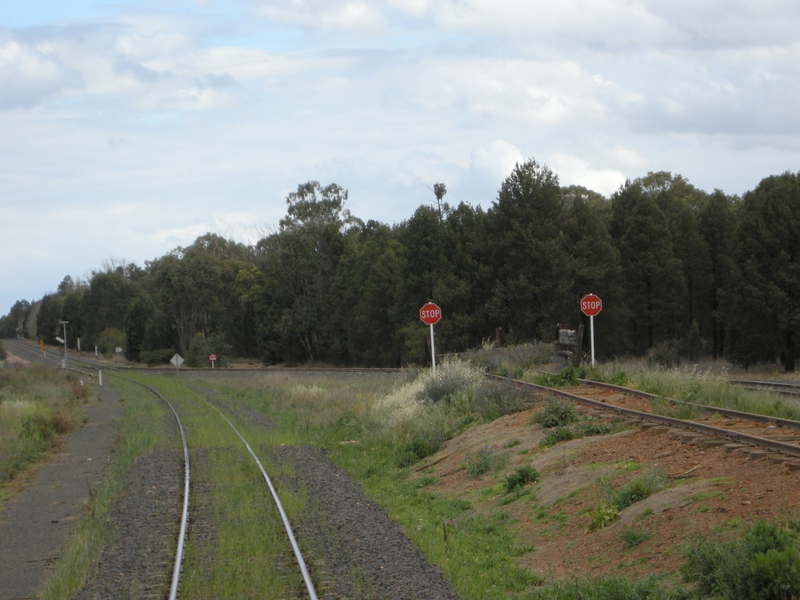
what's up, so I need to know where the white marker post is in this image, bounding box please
[580,294,603,367]
[419,302,442,374]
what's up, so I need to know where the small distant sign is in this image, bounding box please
[55,336,64,344]
[115,347,123,353]
[208,354,217,362]
[170,353,184,367]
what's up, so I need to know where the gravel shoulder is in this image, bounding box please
[0,385,121,600]
[275,445,459,600]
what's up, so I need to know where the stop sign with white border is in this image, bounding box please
[580,294,602,317]
[420,302,442,325]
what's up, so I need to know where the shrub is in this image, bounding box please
[95,328,126,356]
[472,380,532,421]
[466,446,504,477]
[647,341,680,368]
[681,520,800,599]
[607,371,629,386]
[397,429,446,467]
[139,348,176,366]
[186,332,210,367]
[533,398,578,429]
[503,465,539,493]
[603,468,666,511]
[421,359,483,403]
[588,502,620,531]
[463,341,553,374]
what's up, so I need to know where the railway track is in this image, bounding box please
[3,337,319,598]
[729,378,800,397]
[501,372,800,467]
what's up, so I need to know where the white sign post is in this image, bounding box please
[419,302,442,374]
[580,294,603,367]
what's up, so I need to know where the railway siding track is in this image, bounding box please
[4,338,319,598]
[497,374,800,467]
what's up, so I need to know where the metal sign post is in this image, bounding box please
[580,294,602,367]
[419,302,442,374]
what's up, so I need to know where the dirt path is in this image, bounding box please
[0,386,121,600]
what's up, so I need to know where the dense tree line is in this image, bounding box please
[2,161,800,370]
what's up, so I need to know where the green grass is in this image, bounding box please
[42,376,171,599]
[618,526,652,549]
[601,362,800,421]
[0,365,88,489]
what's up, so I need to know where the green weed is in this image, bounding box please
[682,520,800,599]
[618,526,652,549]
[466,446,505,477]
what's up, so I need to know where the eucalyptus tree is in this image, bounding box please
[255,181,352,364]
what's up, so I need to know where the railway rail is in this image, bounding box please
[729,378,800,397]
[500,372,800,466]
[2,337,319,599]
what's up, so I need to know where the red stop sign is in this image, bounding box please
[420,302,442,325]
[580,294,602,317]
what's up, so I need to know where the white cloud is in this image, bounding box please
[470,140,524,180]
[0,37,83,109]
[249,0,387,32]
[549,152,627,195]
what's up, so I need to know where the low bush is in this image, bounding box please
[463,341,553,375]
[466,446,505,477]
[603,468,666,511]
[503,464,539,493]
[472,380,532,421]
[682,520,800,599]
[607,371,629,386]
[397,429,446,467]
[421,359,483,403]
[539,419,619,448]
[138,348,176,366]
[587,502,620,531]
[533,398,578,429]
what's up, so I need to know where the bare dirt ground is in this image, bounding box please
[3,351,31,366]
[413,397,800,585]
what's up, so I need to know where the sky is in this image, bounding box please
[2,0,800,314]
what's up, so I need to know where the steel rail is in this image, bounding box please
[199,398,320,600]
[574,378,800,431]
[137,383,191,600]
[729,379,800,397]
[527,367,800,431]
[4,339,193,600]
[493,374,800,459]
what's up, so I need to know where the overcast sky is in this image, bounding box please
[2,0,800,314]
